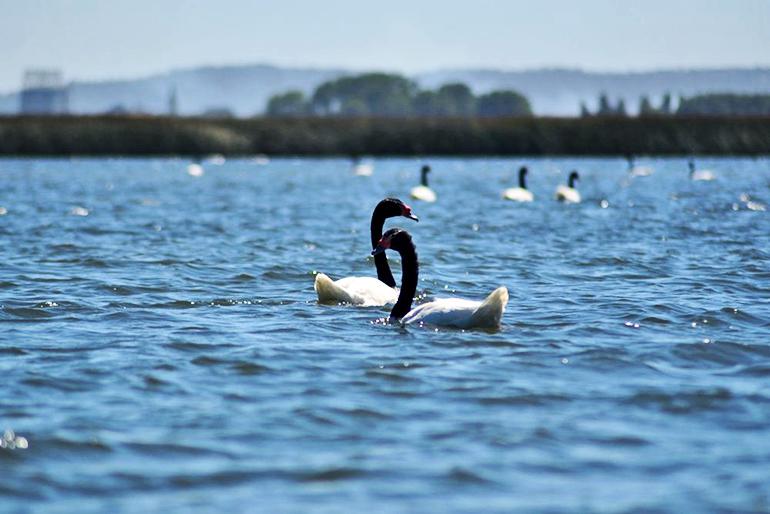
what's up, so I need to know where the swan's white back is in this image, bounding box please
[353,163,374,176]
[629,166,654,177]
[401,286,508,329]
[555,185,581,203]
[410,185,437,203]
[691,169,716,181]
[503,187,534,202]
[187,163,204,177]
[315,273,397,306]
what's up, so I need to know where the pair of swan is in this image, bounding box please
[504,167,581,204]
[314,198,508,329]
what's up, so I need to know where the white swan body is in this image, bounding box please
[555,185,581,203]
[401,287,509,329]
[629,166,653,177]
[503,187,534,202]
[691,169,716,181]
[314,273,397,306]
[410,185,436,203]
[353,163,374,176]
[187,163,204,177]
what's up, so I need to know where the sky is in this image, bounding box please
[1,0,769,92]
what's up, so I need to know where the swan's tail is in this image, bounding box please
[314,273,354,304]
[470,286,509,328]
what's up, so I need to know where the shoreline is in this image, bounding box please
[2,115,770,156]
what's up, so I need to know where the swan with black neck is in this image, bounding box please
[410,165,437,202]
[372,228,508,328]
[555,171,581,203]
[503,166,534,202]
[314,198,418,306]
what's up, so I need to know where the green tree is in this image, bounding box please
[477,91,532,117]
[413,91,441,116]
[638,95,655,116]
[311,73,417,116]
[435,83,476,116]
[266,91,309,117]
[659,93,672,115]
[677,94,770,115]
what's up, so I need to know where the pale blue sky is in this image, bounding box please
[2,0,769,92]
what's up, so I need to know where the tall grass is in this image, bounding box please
[1,115,769,156]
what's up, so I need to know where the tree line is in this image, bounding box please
[3,115,769,156]
[266,73,532,118]
[582,93,770,117]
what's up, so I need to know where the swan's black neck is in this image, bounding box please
[518,168,527,189]
[568,173,578,188]
[420,168,429,187]
[371,204,396,288]
[390,241,418,320]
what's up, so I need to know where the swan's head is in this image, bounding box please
[378,198,418,221]
[372,228,412,255]
[688,160,695,173]
[568,170,579,188]
[421,165,431,174]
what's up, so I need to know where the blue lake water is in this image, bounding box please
[1,156,769,513]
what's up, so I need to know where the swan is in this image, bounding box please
[372,228,508,329]
[503,166,534,202]
[315,198,418,306]
[555,171,581,203]
[410,165,437,202]
[187,162,204,177]
[352,158,374,176]
[689,160,715,181]
[627,155,653,177]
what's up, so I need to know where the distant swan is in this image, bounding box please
[373,228,508,329]
[352,157,374,176]
[503,166,534,202]
[410,165,437,202]
[315,198,418,306]
[689,160,715,181]
[555,171,581,203]
[627,155,653,177]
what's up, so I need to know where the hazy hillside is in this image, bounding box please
[417,68,770,115]
[2,64,770,116]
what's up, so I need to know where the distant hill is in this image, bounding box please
[2,64,770,116]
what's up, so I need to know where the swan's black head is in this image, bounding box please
[372,228,413,255]
[568,170,579,188]
[420,165,431,186]
[421,165,431,174]
[518,166,528,188]
[688,160,695,172]
[376,198,418,222]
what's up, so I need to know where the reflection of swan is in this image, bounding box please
[503,166,534,202]
[627,155,653,177]
[373,228,508,329]
[315,199,419,306]
[410,165,437,202]
[689,160,715,181]
[555,171,581,203]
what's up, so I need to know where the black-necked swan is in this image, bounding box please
[627,155,653,177]
[503,166,534,202]
[372,228,509,329]
[689,159,716,181]
[410,165,437,202]
[555,171,581,203]
[314,198,418,306]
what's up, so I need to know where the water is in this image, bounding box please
[1,157,769,513]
